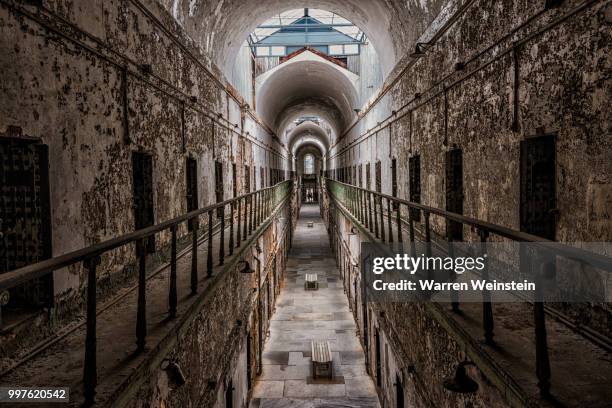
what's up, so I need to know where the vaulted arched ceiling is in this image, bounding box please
[165,0,446,77]
[257,58,359,138]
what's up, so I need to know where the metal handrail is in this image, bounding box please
[323,177,612,399]
[325,178,612,271]
[0,179,294,407]
[0,180,292,291]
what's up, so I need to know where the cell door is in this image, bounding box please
[0,138,53,313]
[396,374,404,408]
[232,163,237,198]
[215,161,224,217]
[408,155,421,221]
[520,136,556,239]
[186,158,198,230]
[445,149,463,241]
[244,165,250,193]
[132,152,155,253]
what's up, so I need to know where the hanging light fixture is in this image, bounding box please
[443,361,479,394]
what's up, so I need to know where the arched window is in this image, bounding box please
[304,154,315,174]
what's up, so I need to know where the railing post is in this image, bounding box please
[533,251,551,397]
[219,204,225,266]
[256,191,261,226]
[136,239,147,352]
[83,255,101,407]
[236,199,242,248]
[447,227,459,313]
[379,195,385,242]
[408,209,416,256]
[169,225,178,318]
[396,201,403,244]
[243,195,248,240]
[424,212,432,280]
[373,193,379,237]
[229,202,234,256]
[192,218,199,293]
[386,197,393,244]
[358,189,364,223]
[479,229,494,344]
[207,210,213,278]
[249,194,254,235]
[364,190,374,232]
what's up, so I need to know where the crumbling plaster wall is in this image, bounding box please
[0,0,287,307]
[331,0,611,243]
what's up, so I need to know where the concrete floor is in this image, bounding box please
[251,204,379,408]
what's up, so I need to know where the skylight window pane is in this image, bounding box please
[271,46,285,56]
[344,44,359,55]
[329,45,343,55]
[256,47,270,56]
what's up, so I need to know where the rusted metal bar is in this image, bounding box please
[236,198,242,248]
[229,202,234,256]
[424,212,432,280]
[367,191,372,231]
[136,239,147,352]
[534,252,551,397]
[373,193,379,238]
[249,194,254,235]
[207,210,213,278]
[479,229,494,344]
[83,255,100,407]
[396,201,403,244]
[192,220,199,293]
[243,195,248,240]
[169,226,177,317]
[387,197,393,244]
[219,205,225,266]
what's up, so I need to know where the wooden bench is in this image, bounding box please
[311,341,333,379]
[304,273,318,290]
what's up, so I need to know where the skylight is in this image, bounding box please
[249,9,364,44]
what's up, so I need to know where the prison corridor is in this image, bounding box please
[251,204,378,408]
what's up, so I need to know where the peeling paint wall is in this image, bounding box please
[0,0,287,327]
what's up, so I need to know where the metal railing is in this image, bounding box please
[324,178,612,398]
[0,179,293,406]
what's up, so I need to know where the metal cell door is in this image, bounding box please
[520,136,556,239]
[132,152,155,253]
[445,149,463,241]
[232,163,237,198]
[0,138,53,313]
[396,374,404,408]
[215,161,224,217]
[186,157,198,230]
